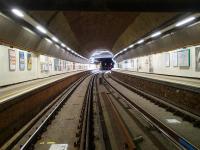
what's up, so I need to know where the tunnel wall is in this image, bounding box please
[0,12,86,63]
[117,44,200,78]
[0,44,89,86]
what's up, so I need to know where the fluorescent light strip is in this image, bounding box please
[11,8,24,18]
[114,15,200,60]
[137,39,144,44]
[175,17,195,27]
[123,48,128,51]
[45,38,52,43]
[61,43,66,47]
[52,36,58,42]
[151,31,161,38]
[36,25,47,34]
[10,8,87,61]
[128,44,134,48]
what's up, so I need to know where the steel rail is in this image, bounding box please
[109,74,200,126]
[79,75,95,150]
[19,75,89,150]
[103,74,199,150]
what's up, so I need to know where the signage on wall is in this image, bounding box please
[149,55,153,72]
[19,51,25,71]
[54,58,59,71]
[8,49,16,71]
[195,47,200,71]
[164,53,170,67]
[178,49,190,67]
[172,52,178,67]
[27,53,32,70]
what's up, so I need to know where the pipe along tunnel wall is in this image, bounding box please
[0,71,89,146]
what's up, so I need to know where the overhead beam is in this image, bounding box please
[1,0,200,11]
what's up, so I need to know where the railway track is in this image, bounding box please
[102,72,200,150]
[1,71,199,150]
[1,74,95,150]
[74,75,95,150]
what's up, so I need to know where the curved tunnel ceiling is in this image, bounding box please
[29,11,180,58]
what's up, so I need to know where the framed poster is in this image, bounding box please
[178,49,190,67]
[172,52,178,67]
[8,49,16,71]
[164,53,170,67]
[54,58,59,71]
[19,51,25,71]
[195,47,200,71]
[27,53,32,70]
[149,55,153,72]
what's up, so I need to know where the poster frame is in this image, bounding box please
[27,53,32,71]
[172,52,178,67]
[195,47,200,71]
[177,49,190,67]
[19,51,25,71]
[164,53,170,67]
[8,49,16,71]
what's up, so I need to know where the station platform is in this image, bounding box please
[0,70,85,104]
[112,69,200,89]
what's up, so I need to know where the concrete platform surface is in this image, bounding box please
[0,70,85,104]
[112,69,200,88]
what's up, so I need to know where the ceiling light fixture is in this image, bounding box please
[123,48,128,51]
[128,44,134,48]
[61,43,66,47]
[137,39,144,44]
[36,25,47,34]
[52,36,58,42]
[175,17,196,27]
[45,38,52,43]
[151,31,161,38]
[11,8,24,18]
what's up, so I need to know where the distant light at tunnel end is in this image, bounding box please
[175,16,196,27]
[11,8,24,18]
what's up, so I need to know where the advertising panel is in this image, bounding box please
[54,58,59,71]
[8,49,16,71]
[195,47,200,71]
[19,51,25,71]
[27,53,32,70]
[172,52,178,67]
[164,53,170,67]
[178,49,190,67]
[149,55,153,72]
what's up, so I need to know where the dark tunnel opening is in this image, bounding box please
[96,58,114,70]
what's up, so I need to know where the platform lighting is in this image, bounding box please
[137,39,144,44]
[52,36,58,42]
[123,48,128,52]
[61,43,66,47]
[128,44,134,48]
[12,8,24,18]
[175,17,196,27]
[151,31,161,38]
[45,38,52,43]
[36,25,47,34]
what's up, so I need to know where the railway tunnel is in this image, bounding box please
[0,1,200,150]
